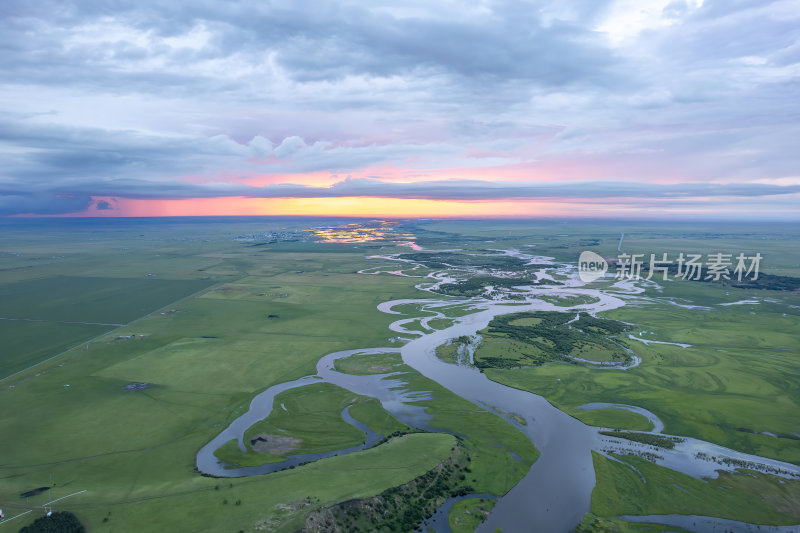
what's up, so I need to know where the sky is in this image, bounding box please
[1,0,799,219]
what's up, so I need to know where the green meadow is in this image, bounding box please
[408,220,800,524]
[591,452,800,524]
[0,220,454,531]
[471,275,800,466]
[214,383,409,467]
[414,219,800,277]
[449,498,496,533]
[333,350,539,496]
[574,408,654,432]
[332,351,404,375]
[473,311,631,369]
[1,218,798,531]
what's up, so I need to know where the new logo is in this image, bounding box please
[578,251,608,282]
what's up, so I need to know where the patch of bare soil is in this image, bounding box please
[250,434,301,454]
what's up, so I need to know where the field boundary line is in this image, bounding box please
[0,317,125,327]
[0,277,236,383]
[0,510,31,527]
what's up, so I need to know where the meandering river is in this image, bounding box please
[197,252,800,532]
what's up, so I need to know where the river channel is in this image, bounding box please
[197,252,800,532]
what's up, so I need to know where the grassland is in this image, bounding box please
[540,294,600,307]
[0,320,109,379]
[349,399,412,437]
[407,220,800,524]
[332,351,403,375]
[473,311,631,369]
[413,219,800,277]
[2,217,798,532]
[0,276,213,324]
[436,336,473,365]
[214,383,409,467]
[479,281,800,465]
[333,351,539,497]
[574,513,692,533]
[426,317,455,330]
[305,439,472,532]
[449,498,496,532]
[575,409,654,432]
[0,276,214,378]
[591,452,800,524]
[436,304,483,318]
[436,276,543,297]
[0,219,458,532]
[598,431,682,449]
[396,251,529,270]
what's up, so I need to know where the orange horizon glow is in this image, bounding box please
[78,196,572,218]
[42,193,796,219]
[37,163,734,219]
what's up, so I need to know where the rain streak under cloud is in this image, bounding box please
[1,0,799,218]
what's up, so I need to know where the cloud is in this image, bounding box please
[3,174,799,215]
[0,0,798,217]
[0,194,91,216]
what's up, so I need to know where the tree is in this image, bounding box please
[19,511,85,533]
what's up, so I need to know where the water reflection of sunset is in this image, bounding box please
[312,221,418,246]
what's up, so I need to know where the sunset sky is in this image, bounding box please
[1,0,799,218]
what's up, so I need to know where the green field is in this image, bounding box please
[0,276,213,324]
[0,219,540,532]
[0,220,448,531]
[1,218,798,531]
[0,320,109,379]
[0,276,214,379]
